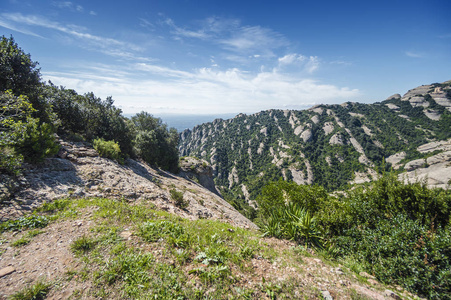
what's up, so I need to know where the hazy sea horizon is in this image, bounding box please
[123,113,238,132]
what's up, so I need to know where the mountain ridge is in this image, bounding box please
[179,80,451,205]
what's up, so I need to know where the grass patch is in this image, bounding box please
[19,196,397,299]
[0,215,49,233]
[11,229,44,247]
[9,280,51,300]
[70,235,97,254]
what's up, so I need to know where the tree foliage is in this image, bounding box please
[0,36,41,97]
[0,91,58,173]
[0,35,179,174]
[132,112,179,172]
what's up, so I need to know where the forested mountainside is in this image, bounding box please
[179,80,451,202]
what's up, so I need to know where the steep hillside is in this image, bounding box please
[179,81,451,202]
[0,139,256,229]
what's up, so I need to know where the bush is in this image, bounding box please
[93,138,122,163]
[131,112,179,173]
[170,188,189,209]
[336,215,451,299]
[0,91,59,173]
[257,173,451,299]
[321,173,451,299]
[14,118,59,163]
[257,179,328,220]
[260,202,324,248]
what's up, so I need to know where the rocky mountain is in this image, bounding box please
[179,80,451,203]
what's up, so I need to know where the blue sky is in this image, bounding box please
[1,0,450,116]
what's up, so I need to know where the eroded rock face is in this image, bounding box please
[178,156,221,197]
[329,133,344,145]
[386,152,406,169]
[400,150,451,189]
[386,94,401,100]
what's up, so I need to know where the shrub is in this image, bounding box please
[170,188,189,209]
[14,118,59,163]
[1,91,58,172]
[335,215,451,299]
[258,173,451,299]
[131,112,179,173]
[93,138,122,163]
[260,202,324,248]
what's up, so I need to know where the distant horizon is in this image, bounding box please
[121,76,451,132]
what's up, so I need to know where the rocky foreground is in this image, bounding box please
[0,139,256,229]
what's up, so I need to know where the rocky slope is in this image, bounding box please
[179,80,451,201]
[0,139,256,229]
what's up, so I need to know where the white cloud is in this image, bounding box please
[0,18,43,37]
[405,51,424,58]
[2,12,361,116]
[139,18,154,30]
[162,16,287,60]
[277,54,319,73]
[163,18,210,39]
[220,26,287,54]
[42,61,360,116]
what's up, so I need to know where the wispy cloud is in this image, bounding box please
[139,18,155,31]
[162,16,287,58]
[52,1,83,12]
[277,54,319,73]
[2,10,361,116]
[164,17,210,39]
[0,13,144,59]
[220,26,287,54]
[405,51,424,58]
[0,18,43,37]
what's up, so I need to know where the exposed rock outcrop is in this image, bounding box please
[0,140,256,229]
[178,156,221,196]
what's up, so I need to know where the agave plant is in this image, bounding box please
[261,214,284,238]
[289,207,324,248]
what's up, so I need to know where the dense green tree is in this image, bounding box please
[0,35,54,123]
[0,36,41,97]
[0,91,58,173]
[132,112,179,172]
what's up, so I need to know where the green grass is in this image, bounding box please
[0,215,49,233]
[9,280,51,300]
[26,197,313,298]
[3,195,407,299]
[70,236,97,254]
[11,229,44,247]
